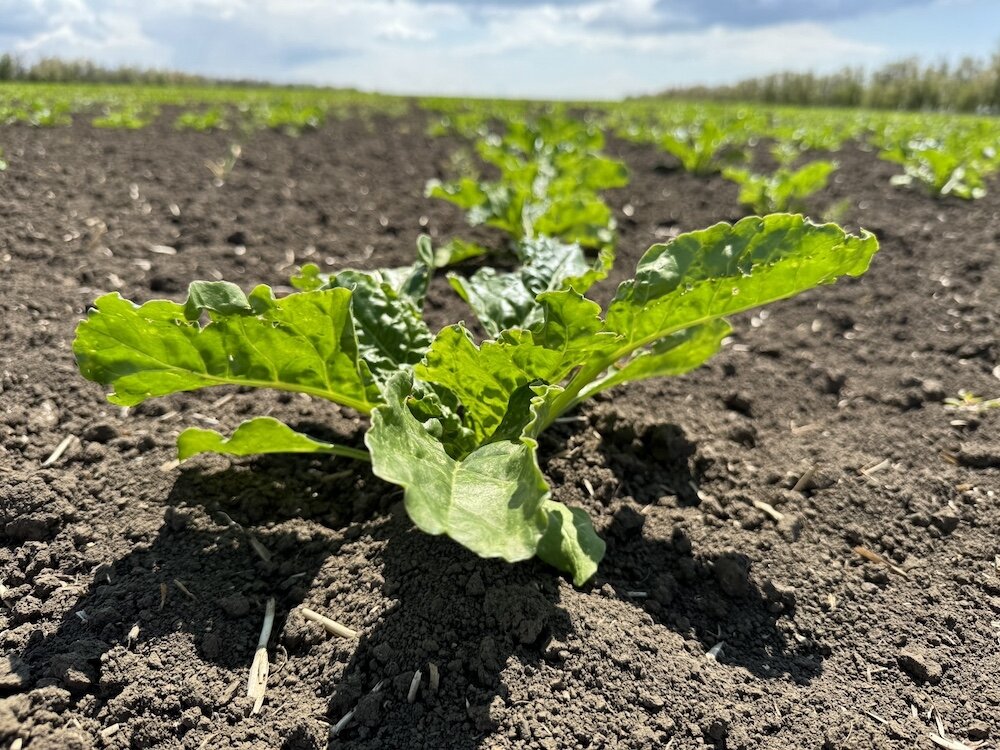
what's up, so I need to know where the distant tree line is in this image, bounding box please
[652,53,1000,113]
[0,54,275,87]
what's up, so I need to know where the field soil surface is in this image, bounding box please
[1,110,999,750]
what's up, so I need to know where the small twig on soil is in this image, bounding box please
[930,735,984,750]
[428,663,440,695]
[173,579,197,601]
[247,597,276,715]
[752,499,784,522]
[790,421,820,435]
[331,709,355,737]
[933,707,946,739]
[100,724,121,739]
[247,535,272,563]
[863,709,887,725]
[40,434,77,468]
[301,607,358,639]
[159,459,180,473]
[407,669,422,704]
[852,546,909,578]
[211,393,235,408]
[792,465,816,493]
[859,458,890,476]
[159,582,167,610]
[332,679,385,738]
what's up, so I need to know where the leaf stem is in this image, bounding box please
[329,445,371,462]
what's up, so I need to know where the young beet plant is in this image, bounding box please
[74,215,878,585]
[723,160,837,214]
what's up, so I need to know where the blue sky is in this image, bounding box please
[0,0,997,98]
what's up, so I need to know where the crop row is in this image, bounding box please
[71,104,879,584]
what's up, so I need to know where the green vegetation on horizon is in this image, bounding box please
[653,52,1000,113]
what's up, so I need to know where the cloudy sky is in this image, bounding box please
[0,0,997,98]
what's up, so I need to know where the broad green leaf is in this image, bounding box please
[535,195,614,249]
[417,294,619,444]
[74,284,378,413]
[606,215,878,350]
[537,501,605,587]
[183,280,255,320]
[177,416,369,461]
[433,238,489,267]
[367,372,550,564]
[580,320,732,399]
[367,373,602,584]
[726,162,836,214]
[426,177,488,211]
[527,290,621,369]
[449,238,613,337]
[286,240,435,385]
[415,326,533,444]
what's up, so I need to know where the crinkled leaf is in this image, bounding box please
[449,238,614,336]
[415,325,533,444]
[606,215,878,350]
[287,241,435,386]
[327,271,432,386]
[367,373,602,584]
[74,284,378,413]
[417,294,618,444]
[290,236,434,308]
[367,373,549,563]
[177,416,368,461]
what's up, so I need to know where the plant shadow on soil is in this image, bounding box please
[21,420,820,748]
[576,415,823,686]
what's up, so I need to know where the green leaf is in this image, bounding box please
[537,501,605,587]
[426,177,488,211]
[417,293,619,445]
[328,271,433,386]
[449,238,613,337]
[177,416,369,461]
[367,372,550,563]
[366,373,602,584]
[182,281,255,320]
[606,215,878,350]
[433,238,489,267]
[581,320,732,398]
[74,284,379,413]
[286,239,435,386]
[415,325,532,444]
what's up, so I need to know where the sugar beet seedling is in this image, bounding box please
[75,214,878,585]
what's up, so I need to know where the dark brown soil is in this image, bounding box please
[2,109,999,750]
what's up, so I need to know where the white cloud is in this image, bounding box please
[0,0,891,96]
